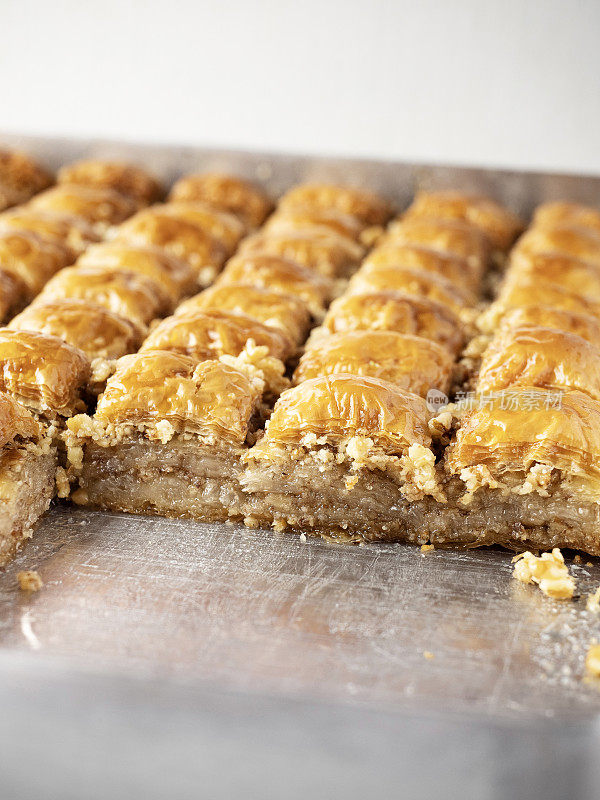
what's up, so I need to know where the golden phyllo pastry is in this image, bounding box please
[348,266,472,315]
[507,251,600,300]
[34,265,171,325]
[294,331,453,397]
[278,183,390,228]
[514,225,600,266]
[0,209,101,257]
[57,159,162,204]
[0,391,55,565]
[498,306,600,344]
[176,284,311,346]
[0,150,52,210]
[318,290,465,355]
[218,254,334,316]
[168,173,273,229]
[404,190,523,252]
[9,299,145,361]
[30,185,139,233]
[363,243,481,294]
[0,328,90,417]
[157,202,246,256]
[0,230,72,299]
[264,206,364,242]
[383,218,489,271]
[239,229,364,278]
[77,241,196,304]
[113,206,228,285]
[476,325,600,400]
[532,201,600,235]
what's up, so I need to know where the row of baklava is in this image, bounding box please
[440,200,600,552]
[64,182,392,518]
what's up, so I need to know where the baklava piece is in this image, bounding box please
[76,241,196,305]
[0,230,72,301]
[311,290,465,356]
[514,225,600,267]
[0,209,101,257]
[30,185,140,234]
[293,331,453,397]
[532,201,600,234]
[439,390,600,554]
[0,329,90,421]
[218,254,334,317]
[241,375,443,540]
[0,149,52,211]
[168,173,273,229]
[67,352,264,520]
[264,206,364,242]
[176,284,311,349]
[403,191,524,253]
[57,159,163,204]
[277,183,391,228]
[158,202,246,255]
[33,265,171,326]
[0,392,56,565]
[113,206,228,286]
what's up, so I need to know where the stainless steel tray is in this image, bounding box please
[1,135,600,800]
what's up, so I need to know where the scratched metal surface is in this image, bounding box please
[1,136,600,798]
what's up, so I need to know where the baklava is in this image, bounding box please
[168,173,273,229]
[66,353,264,520]
[0,230,72,301]
[0,209,101,257]
[30,185,140,234]
[0,149,53,211]
[0,391,56,565]
[57,159,163,204]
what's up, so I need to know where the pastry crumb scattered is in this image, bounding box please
[587,587,600,613]
[423,651,434,660]
[421,544,435,555]
[299,533,307,543]
[512,548,576,600]
[585,643,600,677]
[17,570,43,592]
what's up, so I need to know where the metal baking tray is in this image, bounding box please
[1,134,600,800]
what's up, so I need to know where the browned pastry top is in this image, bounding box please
[94,352,263,443]
[278,183,390,227]
[532,201,600,235]
[0,208,101,257]
[0,269,24,323]
[320,290,465,354]
[479,279,600,332]
[253,374,431,455]
[168,172,273,229]
[508,251,600,300]
[404,190,524,251]
[0,391,41,447]
[348,265,472,315]
[477,325,600,401]
[219,254,334,314]
[10,299,145,361]
[0,328,90,416]
[294,331,453,397]
[498,306,600,344]
[446,389,600,492]
[0,230,72,298]
[239,229,364,278]
[30,185,139,230]
[57,159,162,204]
[264,205,364,241]
[514,225,600,266]
[77,241,195,303]
[0,150,53,209]
[157,202,246,255]
[176,283,311,345]
[35,265,170,325]
[363,243,481,294]
[384,217,489,271]
[114,207,227,283]
[141,308,292,363]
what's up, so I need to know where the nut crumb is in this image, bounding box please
[512,548,576,600]
[587,587,600,613]
[421,544,435,555]
[17,570,43,592]
[299,533,307,543]
[423,651,434,660]
[573,555,582,564]
[585,643,600,677]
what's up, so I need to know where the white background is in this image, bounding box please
[2,0,599,174]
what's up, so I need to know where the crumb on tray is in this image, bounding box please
[512,548,575,600]
[17,570,43,593]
